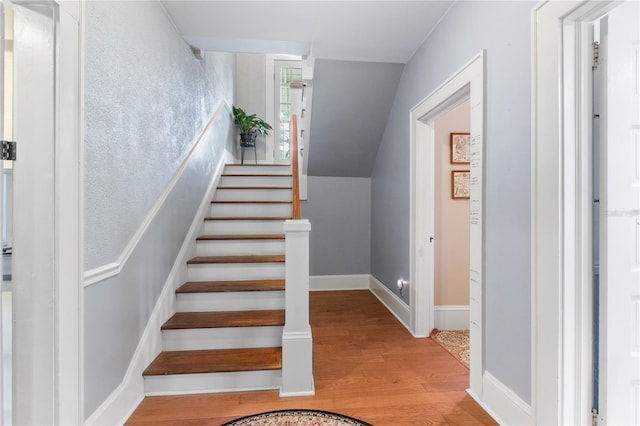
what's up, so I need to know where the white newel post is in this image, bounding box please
[280,219,315,396]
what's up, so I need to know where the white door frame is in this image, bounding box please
[410,51,485,399]
[11,1,82,423]
[531,1,619,424]
[265,54,301,164]
[56,1,83,422]
[0,3,5,423]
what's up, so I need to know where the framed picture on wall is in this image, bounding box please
[450,132,470,164]
[451,170,470,199]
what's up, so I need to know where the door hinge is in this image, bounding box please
[1,140,16,161]
[593,41,600,70]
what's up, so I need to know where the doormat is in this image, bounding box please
[430,328,469,368]
[221,409,373,426]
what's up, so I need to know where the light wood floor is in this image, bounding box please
[126,290,496,425]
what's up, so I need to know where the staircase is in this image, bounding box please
[143,163,296,395]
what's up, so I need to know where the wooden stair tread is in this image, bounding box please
[177,280,285,293]
[143,347,282,376]
[204,216,291,221]
[196,234,285,241]
[187,255,285,264]
[222,174,292,177]
[216,186,292,190]
[211,200,292,204]
[161,310,285,330]
[225,164,289,166]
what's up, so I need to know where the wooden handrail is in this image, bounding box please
[292,114,300,219]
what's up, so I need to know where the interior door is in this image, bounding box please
[12,2,57,424]
[598,2,640,424]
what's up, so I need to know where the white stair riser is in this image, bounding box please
[204,220,284,235]
[144,370,281,396]
[209,203,292,218]
[214,188,292,202]
[187,263,284,281]
[224,165,291,175]
[220,175,292,188]
[196,239,285,256]
[176,290,285,312]
[162,326,283,351]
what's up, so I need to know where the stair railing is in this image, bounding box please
[292,115,301,219]
[280,114,314,396]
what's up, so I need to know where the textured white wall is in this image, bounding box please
[83,1,235,416]
[84,1,233,270]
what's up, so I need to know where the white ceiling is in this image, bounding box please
[161,1,454,63]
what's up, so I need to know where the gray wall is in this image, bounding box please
[301,176,371,275]
[308,59,403,177]
[371,1,534,402]
[83,1,235,415]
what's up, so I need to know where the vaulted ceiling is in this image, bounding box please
[162,1,454,176]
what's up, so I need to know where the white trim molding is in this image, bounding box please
[310,274,370,291]
[531,2,619,424]
[409,50,486,398]
[480,372,533,426]
[12,2,83,423]
[83,100,230,287]
[434,305,469,330]
[368,275,411,332]
[84,155,227,425]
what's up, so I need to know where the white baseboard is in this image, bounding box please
[434,305,469,330]
[310,274,370,291]
[84,156,226,425]
[368,275,411,332]
[478,371,533,426]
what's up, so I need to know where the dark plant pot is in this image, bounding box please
[240,133,256,147]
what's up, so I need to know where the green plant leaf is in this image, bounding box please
[232,105,272,136]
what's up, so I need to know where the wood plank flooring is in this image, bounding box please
[127,290,497,425]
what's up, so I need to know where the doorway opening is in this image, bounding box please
[433,100,471,335]
[409,51,485,399]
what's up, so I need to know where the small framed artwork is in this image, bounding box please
[452,170,470,199]
[450,132,470,164]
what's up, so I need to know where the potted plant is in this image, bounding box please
[232,105,273,147]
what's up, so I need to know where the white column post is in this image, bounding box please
[280,219,315,396]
